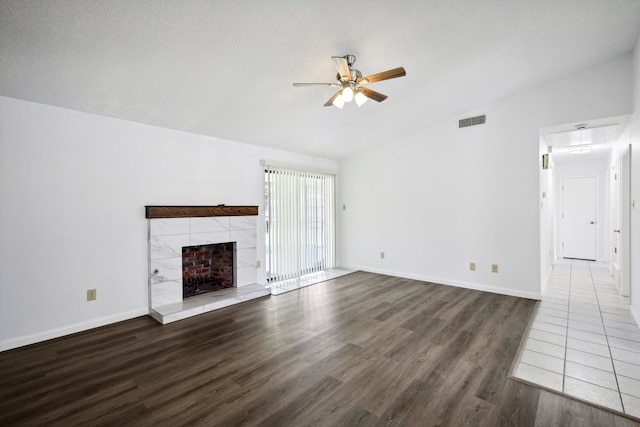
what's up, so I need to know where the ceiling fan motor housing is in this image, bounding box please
[344,54,356,67]
[337,69,362,83]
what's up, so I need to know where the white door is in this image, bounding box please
[562,177,597,260]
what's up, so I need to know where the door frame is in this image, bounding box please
[619,146,631,296]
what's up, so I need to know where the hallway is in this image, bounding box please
[512,259,640,419]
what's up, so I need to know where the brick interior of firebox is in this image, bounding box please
[182,242,235,298]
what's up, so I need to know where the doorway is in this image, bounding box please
[540,115,633,298]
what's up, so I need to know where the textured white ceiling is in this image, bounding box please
[1,0,640,159]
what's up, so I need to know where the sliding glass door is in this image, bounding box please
[264,166,335,282]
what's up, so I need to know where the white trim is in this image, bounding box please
[0,307,148,352]
[341,264,542,300]
[260,159,338,175]
[541,262,554,295]
[631,305,640,329]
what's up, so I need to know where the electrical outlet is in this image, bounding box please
[470,262,476,271]
[492,264,499,273]
[380,252,385,259]
[87,289,96,301]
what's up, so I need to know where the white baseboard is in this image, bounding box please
[0,307,149,353]
[631,305,640,329]
[342,264,541,301]
[541,264,554,295]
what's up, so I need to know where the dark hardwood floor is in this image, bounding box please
[1,272,638,426]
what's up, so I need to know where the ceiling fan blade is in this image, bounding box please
[323,91,342,107]
[293,82,341,88]
[360,87,388,102]
[332,56,351,81]
[358,67,406,84]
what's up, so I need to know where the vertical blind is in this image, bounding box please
[264,165,335,282]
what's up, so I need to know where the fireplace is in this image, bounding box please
[182,242,236,298]
[146,205,270,324]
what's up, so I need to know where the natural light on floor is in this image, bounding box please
[269,268,355,295]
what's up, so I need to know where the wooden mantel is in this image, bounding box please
[145,205,258,219]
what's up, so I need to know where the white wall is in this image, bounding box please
[338,54,633,300]
[631,34,640,325]
[0,96,337,351]
[552,160,610,263]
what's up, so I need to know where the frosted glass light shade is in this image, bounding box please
[354,91,367,106]
[342,86,354,102]
[332,93,345,108]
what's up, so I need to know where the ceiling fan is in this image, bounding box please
[293,55,406,108]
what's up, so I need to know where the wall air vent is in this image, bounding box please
[459,115,486,128]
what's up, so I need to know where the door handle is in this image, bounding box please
[589,221,595,224]
[614,229,621,233]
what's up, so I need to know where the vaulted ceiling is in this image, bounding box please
[1,0,640,159]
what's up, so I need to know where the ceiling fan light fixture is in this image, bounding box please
[342,86,354,102]
[293,55,406,108]
[332,93,345,108]
[354,90,368,106]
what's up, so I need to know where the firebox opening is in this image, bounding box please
[182,242,236,298]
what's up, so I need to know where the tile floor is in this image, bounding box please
[512,259,640,418]
[269,267,356,295]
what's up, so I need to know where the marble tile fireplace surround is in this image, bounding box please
[146,206,270,324]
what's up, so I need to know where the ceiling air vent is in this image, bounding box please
[459,115,486,128]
